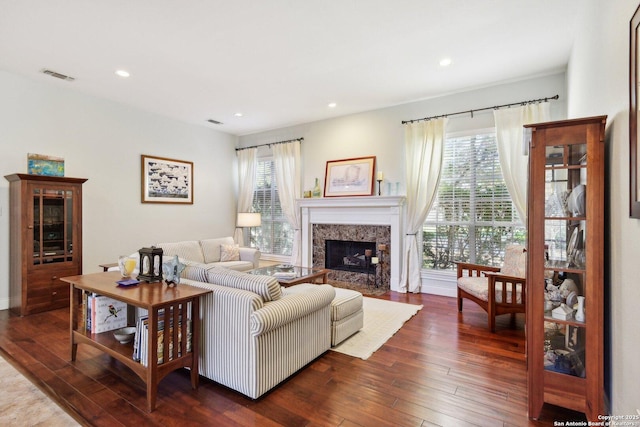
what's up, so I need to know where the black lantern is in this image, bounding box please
[138,246,164,282]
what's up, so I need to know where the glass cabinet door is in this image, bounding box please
[32,186,74,265]
[542,141,587,379]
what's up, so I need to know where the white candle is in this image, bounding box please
[377,171,384,181]
[371,257,379,264]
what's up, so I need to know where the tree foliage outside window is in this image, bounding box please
[252,158,293,256]
[423,130,526,270]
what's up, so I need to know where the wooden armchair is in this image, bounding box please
[456,245,527,332]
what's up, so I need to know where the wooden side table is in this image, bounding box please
[62,271,211,411]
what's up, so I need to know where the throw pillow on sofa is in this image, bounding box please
[200,237,235,263]
[220,244,240,261]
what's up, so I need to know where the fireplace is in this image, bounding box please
[299,196,405,291]
[325,239,376,274]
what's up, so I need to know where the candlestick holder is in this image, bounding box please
[377,179,382,196]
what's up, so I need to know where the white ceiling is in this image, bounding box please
[0,0,579,136]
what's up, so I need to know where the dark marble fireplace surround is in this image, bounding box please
[312,224,391,291]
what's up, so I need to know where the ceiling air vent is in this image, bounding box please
[207,119,223,125]
[40,69,76,82]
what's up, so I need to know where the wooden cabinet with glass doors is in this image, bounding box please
[525,116,606,421]
[5,174,87,316]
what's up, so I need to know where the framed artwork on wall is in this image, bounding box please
[323,156,376,197]
[141,154,193,204]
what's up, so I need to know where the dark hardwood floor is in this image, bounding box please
[0,292,586,426]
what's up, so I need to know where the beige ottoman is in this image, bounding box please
[282,284,363,346]
[330,287,363,346]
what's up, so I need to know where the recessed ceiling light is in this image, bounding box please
[234,112,243,117]
[328,102,337,108]
[115,69,130,78]
[439,58,452,67]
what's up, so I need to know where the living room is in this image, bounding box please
[0,0,639,425]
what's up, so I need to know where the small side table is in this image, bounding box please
[62,271,211,412]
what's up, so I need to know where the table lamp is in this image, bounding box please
[236,212,261,247]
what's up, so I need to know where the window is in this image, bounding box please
[252,158,293,257]
[423,129,526,270]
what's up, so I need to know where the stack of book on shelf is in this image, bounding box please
[83,291,127,334]
[133,307,193,366]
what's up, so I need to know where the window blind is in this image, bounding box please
[423,130,526,270]
[253,158,293,256]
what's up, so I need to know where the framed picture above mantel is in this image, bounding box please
[323,156,376,197]
[141,154,193,204]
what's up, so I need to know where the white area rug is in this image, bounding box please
[330,297,422,360]
[0,354,79,427]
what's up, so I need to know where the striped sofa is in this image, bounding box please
[181,266,335,399]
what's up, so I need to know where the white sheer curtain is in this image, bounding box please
[494,102,550,223]
[399,118,447,293]
[273,140,302,265]
[235,147,257,244]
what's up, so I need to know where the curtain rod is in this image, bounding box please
[401,94,559,124]
[235,137,304,152]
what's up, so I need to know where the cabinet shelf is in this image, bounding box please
[543,315,586,328]
[544,261,585,274]
[543,216,585,221]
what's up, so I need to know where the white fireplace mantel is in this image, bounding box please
[298,196,405,291]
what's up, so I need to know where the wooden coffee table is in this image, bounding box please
[62,271,211,411]
[249,265,329,287]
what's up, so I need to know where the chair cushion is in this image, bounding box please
[500,244,526,278]
[458,276,522,304]
[200,237,235,263]
[157,240,205,264]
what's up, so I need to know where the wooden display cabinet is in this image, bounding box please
[525,116,606,420]
[4,174,87,316]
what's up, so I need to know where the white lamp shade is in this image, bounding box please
[237,212,261,227]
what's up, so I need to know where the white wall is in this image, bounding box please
[567,0,640,416]
[0,70,238,310]
[240,73,567,294]
[241,73,566,196]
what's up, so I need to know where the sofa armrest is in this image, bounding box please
[250,284,335,336]
[238,247,261,269]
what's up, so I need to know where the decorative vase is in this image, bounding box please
[575,296,585,322]
[312,178,321,198]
